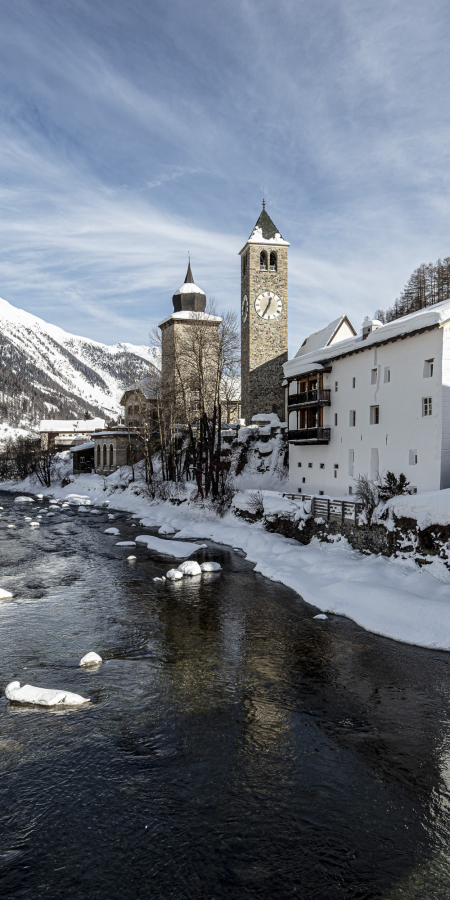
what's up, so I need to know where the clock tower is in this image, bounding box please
[240,203,289,423]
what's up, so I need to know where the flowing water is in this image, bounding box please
[1,489,450,899]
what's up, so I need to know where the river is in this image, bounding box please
[1,488,450,899]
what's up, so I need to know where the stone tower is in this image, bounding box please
[240,204,289,423]
[159,262,222,421]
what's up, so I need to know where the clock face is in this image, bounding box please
[255,291,282,320]
[242,294,248,323]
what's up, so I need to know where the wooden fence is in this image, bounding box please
[283,493,362,523]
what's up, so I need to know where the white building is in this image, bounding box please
[284,301,450,496]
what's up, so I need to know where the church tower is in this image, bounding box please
[240,203,289,423]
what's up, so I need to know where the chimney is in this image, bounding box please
[361,318,382,341]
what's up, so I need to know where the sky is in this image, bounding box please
[1,0,450,355]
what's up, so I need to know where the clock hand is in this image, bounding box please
[262,299,272,317]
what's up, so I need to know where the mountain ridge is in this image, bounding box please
[0,296,161,430]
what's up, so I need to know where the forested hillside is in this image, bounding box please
[375,257,450,323]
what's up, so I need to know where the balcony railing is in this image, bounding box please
[287,427,331,444]
[287,389,331,408]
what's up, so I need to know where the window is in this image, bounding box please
[260,250,267,271]
[409,450,418,465]
[80,456,85,464]
[97,445,100,467]
[348,449,354,476]
[334,413,338,426]
[370,405,379,424]
[334,463,339,469]
[302,477,306,484]
[411,487,417,494]
[422,397,432,416]
[297,461,302,467]
[243,252,248,276]
[298,488,302,494]
[103,444,107,466]
[349,486,353,495]
[269,251,277,272]
[334,470,338,478]
[320,463,325,469]
[384,367,390,383]
[371,368,378,385]
[424,359,434,378]
[335,381,338,392]
[349,410,356,426]
[319,490,324,495]
[308,462,313,468]
[109,444,114,467]
[352,377,356,389]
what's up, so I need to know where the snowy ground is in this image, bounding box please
[0,424,38,446]
[2,459,450,652]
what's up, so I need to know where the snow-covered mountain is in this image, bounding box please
[0,296,161,429]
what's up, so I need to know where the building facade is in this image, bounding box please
[284,302,450,496]
[240,203,289,423]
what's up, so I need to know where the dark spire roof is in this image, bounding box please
[184,259,194,284]
[250,203,284,241]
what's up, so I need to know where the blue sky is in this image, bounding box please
[1,0,450,355]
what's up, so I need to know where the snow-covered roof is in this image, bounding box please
[284,298,450,379]
[158,310,222,328]
[295,316,356,358]
[121,373,160,402]
[240,204,290,252]
[173,281,205,297]
[39,418,105,433]
[69,441,95,453]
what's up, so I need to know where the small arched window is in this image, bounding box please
[109,444,114,467]
[270,251,277,272]
[97,444,100,467]
[260,251,267,271]
[103,444,107,466]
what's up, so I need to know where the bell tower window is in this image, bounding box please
[242,252,248,276]
[260,251,267,271]
[270,251,277,272]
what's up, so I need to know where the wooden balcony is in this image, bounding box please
[287,389,331,409]
[287,427,331,444]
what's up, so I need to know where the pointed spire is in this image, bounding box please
[184,258,194,284]
[262,197,265,211]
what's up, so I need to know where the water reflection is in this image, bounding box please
[1,489,450,898]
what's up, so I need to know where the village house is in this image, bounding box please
[284,300,450,496]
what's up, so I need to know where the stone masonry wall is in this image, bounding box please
[241,243,288,423]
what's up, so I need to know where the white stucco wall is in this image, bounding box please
[288,328,444,496]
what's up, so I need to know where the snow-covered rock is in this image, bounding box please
[126,555,136,560]
[7,525,16,529]
[116,541,136,547]
[5,681,90,706]
[104,527,120,535]
[30,522,40,528]
[166,569,183,581]
[24,516,32,521]
[153,576,166,582]
[135,535,206,558]
[14,496,33,503]
[200,561,222,572]
[314,614,328,620]
[0,589,13,599]
[158,524,176,535]
[178,560,202,576]
[46,512,55,517]
[79,652,102,667]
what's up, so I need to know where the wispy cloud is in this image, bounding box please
[0,0,449,352]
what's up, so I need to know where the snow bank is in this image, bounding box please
[5,681,90,706]
[79,652,102,667]
[375,489,450,530]
[158,524,176,535]
[104,527,120,535]
[135,535,206,558]
[0,588,13,599]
